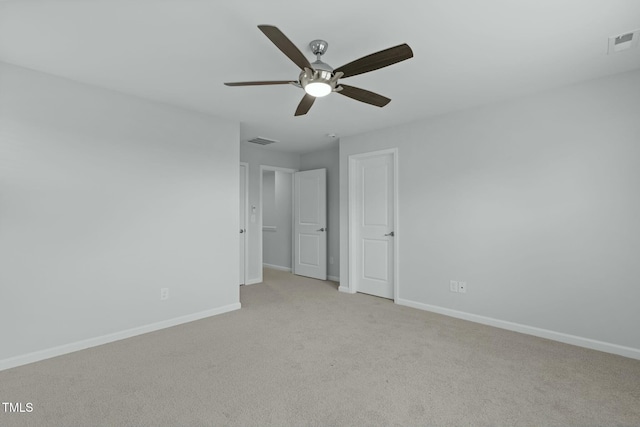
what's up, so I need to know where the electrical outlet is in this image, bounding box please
[450,280,458,293]
[329,256,334,265]
[160,288,169,300]
[458,281,467,293]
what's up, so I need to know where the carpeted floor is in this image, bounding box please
[1,268,639,426]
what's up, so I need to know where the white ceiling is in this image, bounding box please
[1,0,639,153]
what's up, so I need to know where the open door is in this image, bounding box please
[294,169,327,280]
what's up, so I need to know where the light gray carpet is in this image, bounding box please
[1,268,639,426]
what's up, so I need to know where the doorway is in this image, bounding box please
[260,166,296,274]
[348,149,399,300]
[258,166,328,281]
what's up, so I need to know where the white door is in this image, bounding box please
[294,169,327,280]
[239,163,247,285]
[354,153,395,299]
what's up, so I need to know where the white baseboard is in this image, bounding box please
[338,286,354,294]
[245,278,262,285]
[328,275,340,283]
[0,303,241,372]
[396,298,640,360]
[263,263,291,272]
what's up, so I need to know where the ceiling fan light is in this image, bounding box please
[304,82,332,97]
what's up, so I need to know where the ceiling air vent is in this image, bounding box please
[248,137,279,146]
[608,30,640,54]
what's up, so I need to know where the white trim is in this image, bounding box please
[348,159,357,295]
[263,263,292,272]
[348,148,399,301]
[290,172,296,274]
[259,165,297,285]
[0,303,241,372]
[393,150,400,300]
[240,162,249,285]
[396,298,640,360]
[261,165,299,173]
[328,275,340,283]
[338,286,354,294]
[245,278,262,285]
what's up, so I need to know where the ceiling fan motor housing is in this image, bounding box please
[299,68,338,96]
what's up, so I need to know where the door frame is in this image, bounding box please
[348,148,400,300]
[240,162,249,285]
[259,165,297,282]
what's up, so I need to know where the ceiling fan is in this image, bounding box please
[224,25,414,116]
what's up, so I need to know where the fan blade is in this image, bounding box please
[334,44,413,78]
[294,94,315,116]
[224,80,295,86]
[337,84,391,107]
[258,25,313,71]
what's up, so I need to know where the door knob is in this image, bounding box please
[317,228,326,232]
[385,231,395,237]
[239,229,245,234]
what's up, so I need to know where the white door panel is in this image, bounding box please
[298,233,320,266]
[363,239,389,281]
[363,164,389,226]
[298,175,320,224]
[354,153,394,299]
[294,169,327,280]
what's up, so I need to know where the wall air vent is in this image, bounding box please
[608,30,640,54]
[248,137,279,146]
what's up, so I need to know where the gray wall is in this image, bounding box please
[300,144,340,280]
[262,170,293,269]
[340,69,640,353]
[0,63,240,363]
[263,170,277,228]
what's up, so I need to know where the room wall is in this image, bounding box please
[340,69,640,357]
[239,142,299,283]
[263,170,277,227]
[262,170,293,270]
[300,144,340,280]
[0,63,240,366]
